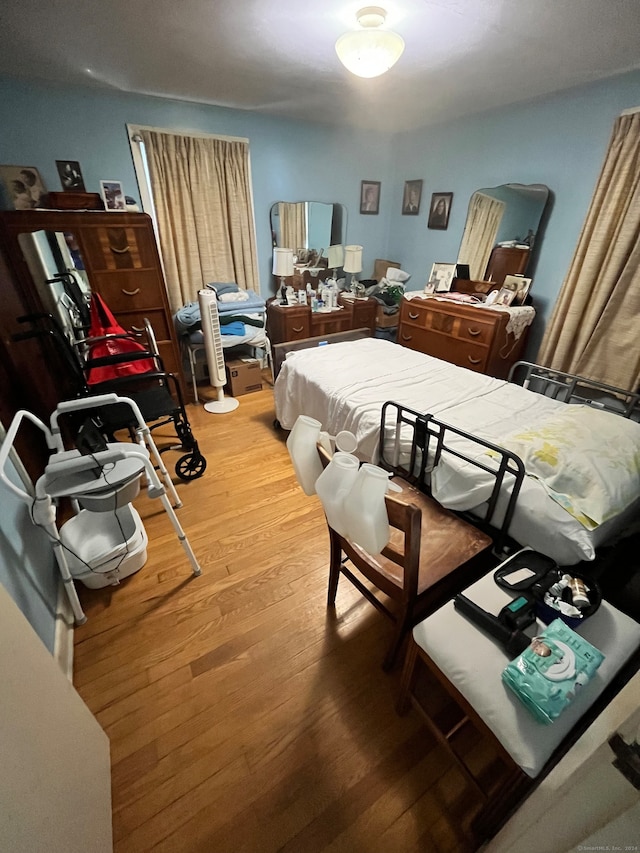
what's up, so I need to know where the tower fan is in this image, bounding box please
[198,289,239,413]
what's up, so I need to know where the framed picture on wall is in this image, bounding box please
[427,191,453,230]
[402,179,423,215]
[100,180,126,211]
[0,164,48,209]
[360,180,380,215]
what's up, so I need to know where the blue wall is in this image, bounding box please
[386,71,640,357]
[0,76,396,288]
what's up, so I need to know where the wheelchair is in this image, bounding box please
[15,312,207,481]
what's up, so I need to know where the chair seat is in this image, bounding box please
[349,477,492,594]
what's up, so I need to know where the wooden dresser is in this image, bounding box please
[0,210,184,388]
[397,295,532,379]
[267,295,377,345]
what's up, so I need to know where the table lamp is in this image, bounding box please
[273,248,294,304]
[343,245,363,294]
[327,244,345,280]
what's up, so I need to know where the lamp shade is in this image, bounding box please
[343,245,363,275]
[336,7,405,79]
[273,248,294,277]
[327,244,345,269]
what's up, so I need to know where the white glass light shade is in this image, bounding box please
[315,452,360,536]
[336,7,405,79]
[343,245,363,274]
[273,248,294,277]
[286,415,324,496]
[327,244,345,269]
[342,463,390,554]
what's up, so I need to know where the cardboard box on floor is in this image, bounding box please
[225,358,263,396]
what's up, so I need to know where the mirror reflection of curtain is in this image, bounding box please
[458,193,506,280]
[278,202,306,254]
[538,111,640,390]
[140,129,258,311]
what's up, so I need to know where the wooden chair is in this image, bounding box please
[318,445,494,670]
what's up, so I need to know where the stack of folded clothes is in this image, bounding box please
[174,282,266,342]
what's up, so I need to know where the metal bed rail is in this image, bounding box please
[508,361,640,419]
[379,401,526,557]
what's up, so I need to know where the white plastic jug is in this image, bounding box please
[315,451,360,535]
[343,463,391,555]
[286,415,324,496]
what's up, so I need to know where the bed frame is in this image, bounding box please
[509,361,640,419]
[378,401,526,557]
[272,327,372,381]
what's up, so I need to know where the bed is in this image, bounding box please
[274,337,640,565]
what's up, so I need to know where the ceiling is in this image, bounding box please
[1,0,640,131]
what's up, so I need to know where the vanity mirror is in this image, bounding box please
[270,201,347,265]
[458,183,550,285]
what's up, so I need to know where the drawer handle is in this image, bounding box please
[401,334,412,342]
[122,288,141,296]
[467,356,482,365]
[467,327,481,336]
[292,325,304,333]
[110,245,131,254]
[408,312,420,320]
[131,325,144,332]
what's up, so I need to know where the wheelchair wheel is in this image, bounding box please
[175,452,207,481]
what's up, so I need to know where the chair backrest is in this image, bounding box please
[317,442,422,602]
[378,401,525,553]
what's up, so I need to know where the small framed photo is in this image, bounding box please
[360,180,380,215]
[100,180,126,211]
[402,179,423,215]
[429,262,457,293]
[427,192,453,230]
[0,164,48,210]
[424,280,436,295]
[495,286,517,307]
[56,160,86,192]
[503,274,532,305]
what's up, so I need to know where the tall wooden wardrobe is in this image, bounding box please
[0,210,183,480]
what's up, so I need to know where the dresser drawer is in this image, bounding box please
[115,309,171,342]
[92,270,166,312]
[401,301,432,328]
[455,317,495,345]
[311,311,352,337]
[399,325,488,372]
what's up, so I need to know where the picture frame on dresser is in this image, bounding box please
[504,274,532,305]
[428,262,456,293]
[0,165,48,210]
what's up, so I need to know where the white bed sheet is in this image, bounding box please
[274,338,638,565]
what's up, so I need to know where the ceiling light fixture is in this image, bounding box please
[335,6,405,79]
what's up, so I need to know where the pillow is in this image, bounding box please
[497,405,640,529]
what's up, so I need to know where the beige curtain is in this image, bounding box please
[537,112,640,390]
[278,202,306,254]
[140,130,259,312]
[458,193,505,280]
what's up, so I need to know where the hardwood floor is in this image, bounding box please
[72,377,494,852]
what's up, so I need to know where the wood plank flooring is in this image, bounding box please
[72,376,493,852]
